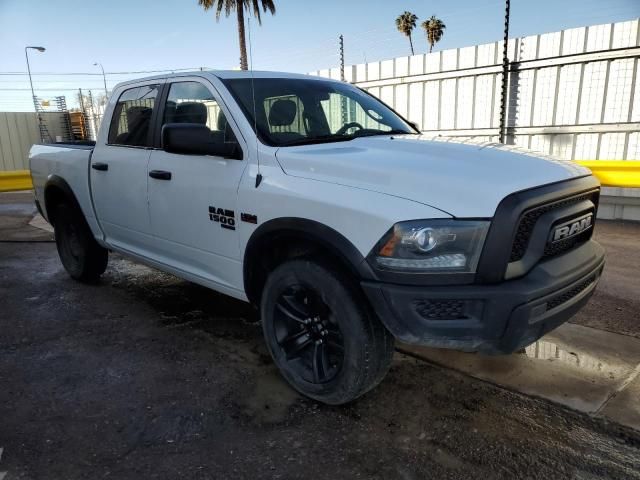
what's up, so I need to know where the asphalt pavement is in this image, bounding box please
[1,191,639,479]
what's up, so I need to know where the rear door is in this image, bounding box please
[146,78,248,292]
[90,81,163,255]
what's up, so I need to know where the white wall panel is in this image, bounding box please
[599,132,626,159]
[604,59,635,123]
[514,134,530,149]
[555,64,581,124]
[627,132,640,160]
[575,134,599,158]
[538,32,561,59]
[456,77,474,129]
[368,62,380,81]
[530,135,551,154]
[425,52,440,72]
[380,85,393,106]
[586,23,612,52]
[459,46,476,69]
[578,61,608,124]
[442,49,458,71]
[409,54,424,76]
[631,61,640,122]
[562,27,586,55]
[476,43,496,66]
[473,75,494,128]
[612,20,638,49]
[532,67,558,126]
[440,79,456,129]
[551,134,574,159]
[380,59,394,79]
[423,81,440,130]
[493,74,502,128]
[515,70,535,126]
[395,84,408,118]
[408,82,424,128]
[520,35,539,61]
[395,56,409,77]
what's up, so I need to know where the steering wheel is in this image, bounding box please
[335,122,364,136]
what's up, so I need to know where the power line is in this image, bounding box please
[0,67,208,76]
[0,87,104,91]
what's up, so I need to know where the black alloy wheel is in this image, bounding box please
[261,258,395,405]
[273,285,345,384]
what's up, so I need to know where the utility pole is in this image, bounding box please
[339,34,345,82]
[498,0,511,144]
[93,62,108,101]
[25,46,46,142]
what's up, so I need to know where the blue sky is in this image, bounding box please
[0,0,638,110]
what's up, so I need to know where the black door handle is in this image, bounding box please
[149,170,172,180]
[92,162,108,171]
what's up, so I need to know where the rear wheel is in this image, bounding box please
[260,258,394,405]
[54,203,108,282]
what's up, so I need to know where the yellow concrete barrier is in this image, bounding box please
[0,161,639,193]
[576,161,640,188]
[0,170,32,192]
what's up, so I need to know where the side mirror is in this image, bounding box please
[161,123,243,160]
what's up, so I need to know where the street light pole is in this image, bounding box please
[25,46,46,142]
[93,62,108,101]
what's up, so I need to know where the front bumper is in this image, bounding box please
[362,240,605,354]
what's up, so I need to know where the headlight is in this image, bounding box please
[372,220,490,273]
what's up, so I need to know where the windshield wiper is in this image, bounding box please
[280,134,355,147]
[354,129,416,138]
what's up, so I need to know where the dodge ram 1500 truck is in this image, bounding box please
[30,71,605,404]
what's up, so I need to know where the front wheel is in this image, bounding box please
[260,258,394,405]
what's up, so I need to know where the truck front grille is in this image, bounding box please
[509,190,599,262]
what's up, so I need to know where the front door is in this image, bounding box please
[147,79,248,292]
[90,82,161,255]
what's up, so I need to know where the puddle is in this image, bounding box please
[524,339,621,378]
[399,323,640,429]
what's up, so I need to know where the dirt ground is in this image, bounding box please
[1,192,640,479]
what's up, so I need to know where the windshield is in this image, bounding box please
[221,77,417,147]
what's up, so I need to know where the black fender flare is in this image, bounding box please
[242,217,377,303]
[43,175,83,225]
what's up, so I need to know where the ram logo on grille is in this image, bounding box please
[550,213,593,243]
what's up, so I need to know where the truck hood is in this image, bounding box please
[274,136,591,217]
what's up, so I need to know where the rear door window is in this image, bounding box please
[108,84,160,147]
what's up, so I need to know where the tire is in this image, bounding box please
[53,203,108,282]
[260,258,394,405]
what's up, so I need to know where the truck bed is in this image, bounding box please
[29,143,96,229]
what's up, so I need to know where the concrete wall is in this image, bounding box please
[312,19,640,220]
[0,112,70,171]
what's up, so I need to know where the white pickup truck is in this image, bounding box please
[30,71,605,404]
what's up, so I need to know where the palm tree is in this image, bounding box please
[197,0,276,70]
[421,16,446,53]
[395,11,418,56]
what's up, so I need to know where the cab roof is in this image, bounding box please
[114,70,330,90]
